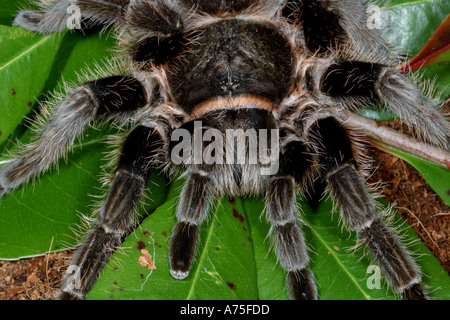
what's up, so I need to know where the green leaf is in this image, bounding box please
[88,181,261,300]
[379,0,450,97]
[0,129,113,258]
[399,15,450,72]
[0,26,63,146]
[0,1,129,258]
[0,0,33,26]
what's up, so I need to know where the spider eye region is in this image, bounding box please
[167,18,294,112]
[219,78,240,93]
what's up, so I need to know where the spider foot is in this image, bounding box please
[403,283,428,300]
[0,172,12,199]
[57,290,83,300]
[288,269,317,300]
[13,0,73,34]
[170,269,190,280]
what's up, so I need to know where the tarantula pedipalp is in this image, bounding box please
[1,0,449,300]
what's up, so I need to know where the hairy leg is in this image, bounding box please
[266,135,317,300]
[318,61,449,148]
[59,123,167,299]
[309,116,426,300]
[284,0,449,148]
[0,76,149,198]
[282,0,391,61]
[14,0,181,35]
[169,170,215,279]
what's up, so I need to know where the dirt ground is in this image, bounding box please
[0,122,449,300]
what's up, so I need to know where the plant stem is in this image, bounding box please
[335,109,450,169]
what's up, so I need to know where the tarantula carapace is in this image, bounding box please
[1,0,449,300]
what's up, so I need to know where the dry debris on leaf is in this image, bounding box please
[138,249,157,270]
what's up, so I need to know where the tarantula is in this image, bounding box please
[1,0,449,300]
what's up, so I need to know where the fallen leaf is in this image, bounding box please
[400,14,450,73]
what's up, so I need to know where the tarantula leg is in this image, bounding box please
[14,0,129,33]
[279,134,324,211]
[59,124,165,300]
[282,0,344,54]
[74,0,130,27]
[169,171,214,279]
[266,176,316,300]
[265,138,317,300]
[320,61,449,148]
[0,76,148,198]
[14,0,73,33]
[125,0,182,34]
[278,137,313,186]
[311,116,426,300]
[14,0,182,34]
[128,1,185,70]
[282,0,389,60]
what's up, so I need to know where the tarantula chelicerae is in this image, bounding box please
[1,0,449,300]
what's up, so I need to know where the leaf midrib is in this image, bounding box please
[306,221,372,300]
[184,197,257,300]
[0,32,54,72]
[185,209,219,299]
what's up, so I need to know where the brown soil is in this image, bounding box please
[367,147,449,272]
[0,250,70,300]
